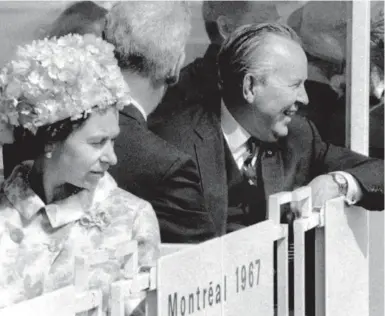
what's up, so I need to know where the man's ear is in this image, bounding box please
[217,15,235,41]
[167,52,186,85]
[243,73,259,104]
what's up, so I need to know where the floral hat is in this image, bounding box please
[0,33,133,134]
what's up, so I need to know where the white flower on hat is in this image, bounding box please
[0,33,133,134]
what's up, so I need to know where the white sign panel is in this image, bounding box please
[325,199,369,316]
[157,220,279,316]
[157,237,224,316]
[222,221,275,316]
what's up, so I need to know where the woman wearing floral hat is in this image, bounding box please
[0,34,160,313]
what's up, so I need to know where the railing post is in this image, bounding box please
[345,0,370,155]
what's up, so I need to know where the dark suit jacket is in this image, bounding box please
[105,105,217,243]
[150,90,384,237]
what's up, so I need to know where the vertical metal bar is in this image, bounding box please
[315,227,325,316]
[345,0,370,155]
[294,220,306,316]
[277,224,289,316]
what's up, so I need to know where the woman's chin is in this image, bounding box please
[82,174,104,189]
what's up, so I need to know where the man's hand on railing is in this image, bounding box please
[307,174,343,209]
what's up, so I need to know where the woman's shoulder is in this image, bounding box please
[114,186,152,207]
[103,186,154,216]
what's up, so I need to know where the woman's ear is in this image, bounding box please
[243,73,259,104]
[217,15,235,41]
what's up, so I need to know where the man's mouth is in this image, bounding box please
[283,108,297,117]
[90,171,106,176]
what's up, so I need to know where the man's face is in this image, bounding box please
[50,107,120,190]
[237,36,309,142]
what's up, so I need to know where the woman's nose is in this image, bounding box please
[101,141,118,166]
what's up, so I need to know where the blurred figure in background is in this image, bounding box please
[47,0,107,38]
[3,1,108,178]
[149,1,281,122]
[289,1,384,158]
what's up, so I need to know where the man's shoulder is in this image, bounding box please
[113,120,194,180]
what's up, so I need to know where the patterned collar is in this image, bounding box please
[3,161,117,228]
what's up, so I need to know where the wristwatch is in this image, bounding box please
[331,172,348,197]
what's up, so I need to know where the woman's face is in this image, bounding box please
[50,107,119,190]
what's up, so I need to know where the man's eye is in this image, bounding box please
[292,82,301,88]
[90,139,106,147]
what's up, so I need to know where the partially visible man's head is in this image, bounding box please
[48,1,108,38]
[202,1,280,45]
[218,23,308,142]
[104,1,191,86]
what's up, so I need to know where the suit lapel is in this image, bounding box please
[192,97,228,236]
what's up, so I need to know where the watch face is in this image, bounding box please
[333,173,348,194]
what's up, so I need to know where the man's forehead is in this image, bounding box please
[259,34,305,60]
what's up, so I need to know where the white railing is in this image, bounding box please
[0,186,382,316]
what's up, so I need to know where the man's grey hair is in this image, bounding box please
[217,23,302,98]
[202,1,279,44]
[104,1,191,84]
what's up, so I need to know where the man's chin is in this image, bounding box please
[272,126,289,140]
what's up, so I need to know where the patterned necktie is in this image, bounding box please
[241,137,266,224]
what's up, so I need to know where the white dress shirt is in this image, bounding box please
[220,101,362,205]
[220,102,252,170]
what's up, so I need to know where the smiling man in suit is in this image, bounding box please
[150,23,384,238]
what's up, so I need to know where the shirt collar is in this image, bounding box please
[131,98,147,121]
[3,161,117,229]
[220,99,251,152]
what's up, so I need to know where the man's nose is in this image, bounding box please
[101,141,118,166]
[298,84,309,106]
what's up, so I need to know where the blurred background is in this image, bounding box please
[0,1,383,170]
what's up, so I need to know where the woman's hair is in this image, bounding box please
[47,1,108,38]
[13,114,89,160]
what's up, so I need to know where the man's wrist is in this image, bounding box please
[329,171,363,205]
